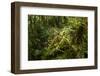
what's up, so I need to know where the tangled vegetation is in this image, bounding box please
[28,15,88,60]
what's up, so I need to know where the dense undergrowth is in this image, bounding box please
[28,15,88,60]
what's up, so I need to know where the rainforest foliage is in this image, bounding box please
[28,15,88,60]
